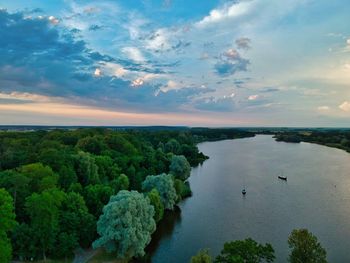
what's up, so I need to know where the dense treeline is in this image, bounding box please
[274,130,350,152]
[0,128,253,261]
[190,229,328,263]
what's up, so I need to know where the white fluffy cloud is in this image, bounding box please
[196,1,253,27]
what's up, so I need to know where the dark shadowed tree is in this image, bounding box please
[215,238,275,263]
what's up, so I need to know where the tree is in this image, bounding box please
[25,188,65,260]
[59,192,95,248]
[76,135,107,155]
[111,174,130,193]
[191,249,212,263]
[0,188,17,263]
[83,184,113,218]
[56,232,78,260]
[147,189,164,222]
[19,163,58,193]
[93,190,156,259]
[215,238,275,263]
[174,179,192,201]
[142,173,177,210]
[165,139,181,154]
[74,151,99,185]
[0,170,30,218]
[169,155,191,181]
[288,229,327,263]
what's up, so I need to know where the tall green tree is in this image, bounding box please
[142,173,177,210]
[0,188,17,263]
[169,155,191,181]
[215,238,275,263]
[93,190,156,259]
[59,192,96,248]
[288,229,327,263]
[25,188,65,260]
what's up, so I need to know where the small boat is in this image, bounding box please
[278,174,287,181]
[242,189,246,195]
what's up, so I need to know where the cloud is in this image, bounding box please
[122,47,145,62]
[339,101,350,112]
[248,94,259,100]
[236,37,251,50]
[317,106,330,111]
[94,68,102,77]
[214,49,250,76]
[194,96,236,112]
[88,24,103,31]
[196,1,253,28]
[48,15,60,25]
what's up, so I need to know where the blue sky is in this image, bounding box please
[0,0,350,126]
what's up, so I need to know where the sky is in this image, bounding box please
[0,0,350,127]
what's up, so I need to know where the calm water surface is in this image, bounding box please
[148,135,350,263]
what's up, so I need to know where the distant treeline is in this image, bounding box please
[0,127,253,262]
[274,130,350,152]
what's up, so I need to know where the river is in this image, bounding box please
[147,135,350,263]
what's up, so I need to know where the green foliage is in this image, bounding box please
[169,155,191,181]
[191,249,212,263]
[59,192,96,248]
[0,234,12,263]
[19,163,58,193]
[56,232,78,259]
[25,188,65,260]
[147,189,164,222]
[12,223,37,260]
[0,188,17,263]
[0,127,250,260]
[76,135,107,155]
[142,173,178,210]
[174,179,192,201]
[111,173,130,193]
[0,170,30,219]
[288,229,327,263]
[165,139,181,154]
[93,190,156,259]
[215,238,275,263]
[84,184,114,218]
[74,151,99,185]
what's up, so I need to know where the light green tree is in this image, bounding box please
[0,188,17,263]
[93,190,156,259]
[142,173,177,210]
[288,229,327,263]
[191,249,212,263]
[147,189,164,222]
[169,155,191,181]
